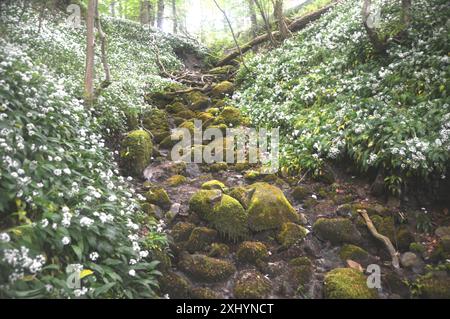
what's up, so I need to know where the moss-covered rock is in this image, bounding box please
[214,106,242,126]
[292,186,310,202]
[227,186,251,209]
[159,134,179,149]
[179,254,236,283]
[186,227,218,253]
[303,197,318,209]
[244,170,260,181]
[196,112,215,127]
[189,190,249,240]
[145,187,171,211]
[206,107,220,116]
[171,222,196,242]
[324,268,378,299]
[211,81,235,97]
[277,222,308,247]
[147,91,175,108]
[236,241,269,264]
[159,271,190,299]
[190,287,221,299]
[246,183,299,232]
[290,257,314,291]
[209,162,228,172]
[142,109,170,143]
[413,271,450,298]
[166,101,189,114]
[339,244,369,263]
[179,120,196,135]
[409,242,426,255]
[167,175,187,187]
[313,218,361,245]
[176,109,196,120]
[120,130,153,177]
[233,270,271,299]
[208,243,230,258]
[371,215,413,251]
[201,180,226,191]
[186,91,210,110]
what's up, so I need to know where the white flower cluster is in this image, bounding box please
[2,247,46,282]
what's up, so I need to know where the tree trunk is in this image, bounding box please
[172,0,178,33]
[140,0,150,25]
[362,0,387,55]
[273,0,290,40]
[401,0,412,27]
[95,0,111,87]
[84,0,96,105]
[149,2,155,26]
[157,0,165,29]
[110,1,116,17]
[253,0,276,45]
[247,0,258,38]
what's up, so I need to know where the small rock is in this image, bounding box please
[400,252,423,269]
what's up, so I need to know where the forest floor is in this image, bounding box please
[126,60,450,299]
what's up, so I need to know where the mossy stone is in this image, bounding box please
[209,162,228,172]
[233,270,271,299]
[147,91,174,108]
[186,227,218,253]
[142,109,170,143]
[167,175,187,187]
[313,218,361,245]
[201,180,226,191]
[159,134,179,149]
[227,186,251,209]
[277,222,308,247]
[236,241,269,264]
[289,257,313,290]
[190,287,221,299]
[371,215,413,251]
[179,254,236,283]
[303,197,318,209]
[189,189,223,220]
[206,107,220,116]
[159,271,190,299]
[214,106,241,126]
[292,186,309,201]
[196,112,215,126]
[339,244,369,263]
[414,271,450,299]
[145,187,171,211]
[244,170,260,181]
[211,81,234,97]
[246,182,299,232]
[171,222,195,242]
[208,243,230,258]
[324,268,378,299]
[176,109,196,120]
[409,242,426,254]
[166,102,189,114]
[186,91,210,110]
[120,130,153,177]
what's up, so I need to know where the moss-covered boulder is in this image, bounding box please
[290,257,314,291]
[142,109,170,143]
[120,130,153,177]
[236,241,269,264]
[211,81,234,97]
[145,187,171,211]
[190,287,221,299]
[179,254,236,283]
[159,271,190,299]
[277,222,308,247]
[324,268,378,299]
[208,243,230,258]
[413,271,450,299]
[244,170,260,181]
[171,222,196,242]
[339,244,369,263]
[246,183,299,232]
[196,112,215,127]
[292,186,310,202]
[186,91,210,110]
[176,109,196,120]
[201,180,226,191]
[167,175,187,187]
[189,190,249,240]
[233,270,271,299]
[313,218,361,245]
[209,162,228,172]
[227,186,251,209]
[166,101,189,114]
[146,91,175,108]
[186,227,218,253]
[214,106,242,127]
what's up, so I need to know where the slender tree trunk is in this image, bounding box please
[172,0,178,33]
[140,0,150,25]
[157,0,165,29]
[253,0,276,45]
[247,0,258,38]
[110,1,116,17]
[149,2,155,26]
[95,0,111,86]
[401,0,412,27]
[273,0,290,40]
[84,0,96,105]
[362,0,386,55]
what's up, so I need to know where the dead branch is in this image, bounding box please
[357,209,400,269]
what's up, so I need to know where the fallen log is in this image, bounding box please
[216,2,338,67]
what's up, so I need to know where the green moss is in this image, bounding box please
[171,222,196,242]
[371,215,413,251]
[409,242,426,254]
[206,107,220,116]
[186,91,210,110]
[190,287,220,299]
[214,106,242,126]
[159,271,190,299]
[324,268,378,299]
[189,189,223,220]
[209,162,228,172]
[206,123,228,134]
[234,162,250,172]
[159,134,179,149]
[244,170,260,181]
[227,186,250,209]
[339,244,369,263]
[142,109,170,143]
[201,180,226,191]
[277,222,308,247]
[233,270,271,299]
[246,183,299,232]
[145,187,171,211]
[176,109,196,120]
[166,102,189,114]
[211,81,235,97]
[236,241,269,264]
[413,271,450,298]
[120,130,153,177]
[196,112,215,126]
[303,197,318,209]
[186,227,218,253]
[289,257,313,291]
[292,186,309,201]
[313,218,361,245]
[179,120,195,135]
[147,91,174,108]
[208,243,230,258]
[151,249,172,271]
[167,175,187,187]
[209,65,235,75]
[179,254,236,283]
